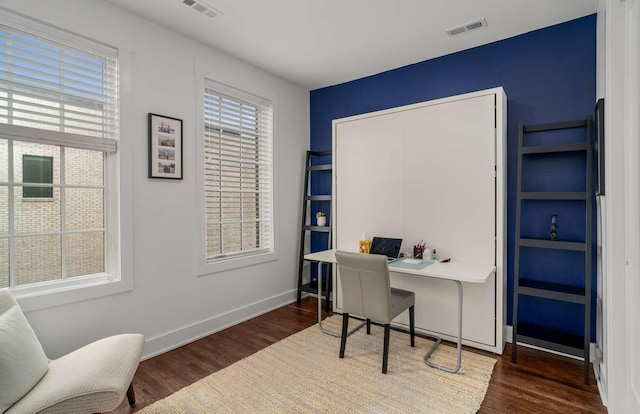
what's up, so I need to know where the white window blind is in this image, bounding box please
[0,9,119,294]
[0,11,118,152]
[203,83,273,260]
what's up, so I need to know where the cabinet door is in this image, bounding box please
[335,112,405,250]
[402,94,495,264]
[334,112,404,311]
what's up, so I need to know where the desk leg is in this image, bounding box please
[423,280,463,374]
[317,276,340,337]
[316,262,341,337]
[316,262,366,338]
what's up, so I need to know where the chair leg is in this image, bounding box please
[126,381,136,406]
[339,313,349,358]
[366,318,371,334]
[382,324,390,374]
[409,305,415,347]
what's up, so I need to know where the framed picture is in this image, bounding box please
[595,98,605,195]
[148,113,183,179]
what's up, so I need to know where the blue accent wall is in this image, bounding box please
[309,15,597,339]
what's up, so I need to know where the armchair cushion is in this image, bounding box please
[0,302,49,413]
[5,333,144,414]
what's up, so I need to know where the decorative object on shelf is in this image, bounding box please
[550,214,558,241]
[148,113,183,179]
[316,211,327,226]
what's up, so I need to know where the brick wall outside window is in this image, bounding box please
[0,140,104,287]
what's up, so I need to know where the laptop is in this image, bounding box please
[369,237,402,263]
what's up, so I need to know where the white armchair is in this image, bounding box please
[0,288,144,414]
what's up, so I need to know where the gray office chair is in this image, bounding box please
[335,250,415,374]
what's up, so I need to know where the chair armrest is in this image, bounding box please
[6,334,144,414]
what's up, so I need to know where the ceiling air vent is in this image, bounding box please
[447,18,488,37]
[182,0,221,19]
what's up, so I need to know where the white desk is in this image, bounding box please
[303,249,495,373]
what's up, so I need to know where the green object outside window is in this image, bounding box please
[23,154,53,198]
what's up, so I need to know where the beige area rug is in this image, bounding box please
[139,315,496,413]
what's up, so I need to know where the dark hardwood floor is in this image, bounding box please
[110,297,607,413]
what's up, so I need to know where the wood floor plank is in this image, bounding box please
[108,297,607,413]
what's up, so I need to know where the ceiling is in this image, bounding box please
[105,0,599,90]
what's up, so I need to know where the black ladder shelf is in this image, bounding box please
[297,150,332,312]
[511,118,593,384]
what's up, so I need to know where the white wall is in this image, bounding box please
[2,0,309,359]
[600,0,640,412]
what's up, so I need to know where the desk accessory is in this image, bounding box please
[413,240,426,259]
[370,236,402,261]
[359,232,372,253]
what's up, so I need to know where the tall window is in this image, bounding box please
[0,10,118,290]
[203,82,273,262]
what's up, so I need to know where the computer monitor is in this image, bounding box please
[369,237,402,262]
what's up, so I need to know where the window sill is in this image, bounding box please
[11,274,133,312]
[197,250,278,276]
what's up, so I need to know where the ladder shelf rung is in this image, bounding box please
[519,238,585,251]
[307,164,332,171]
[523,120,588,132]
[305,195,332,201]
[518,280,586,304]
[299,282,331,297]
[516,324,585,357]
[308,150,332,157]
[522,143,588,154]
[516,335,585,358]
[304,225,331,233]
[520,192,587,200]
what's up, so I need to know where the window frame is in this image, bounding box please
[196,77,279,276]
[1,137,128,312]
[0,8,132,310]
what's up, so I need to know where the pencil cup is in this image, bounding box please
[413,247,423,259]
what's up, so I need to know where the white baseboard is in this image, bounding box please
[504,325,596,362]
[592,343,608,406]
[593,359,608,406]
[142,290,298,360]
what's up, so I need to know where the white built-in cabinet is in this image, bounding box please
[331,87,506,354]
